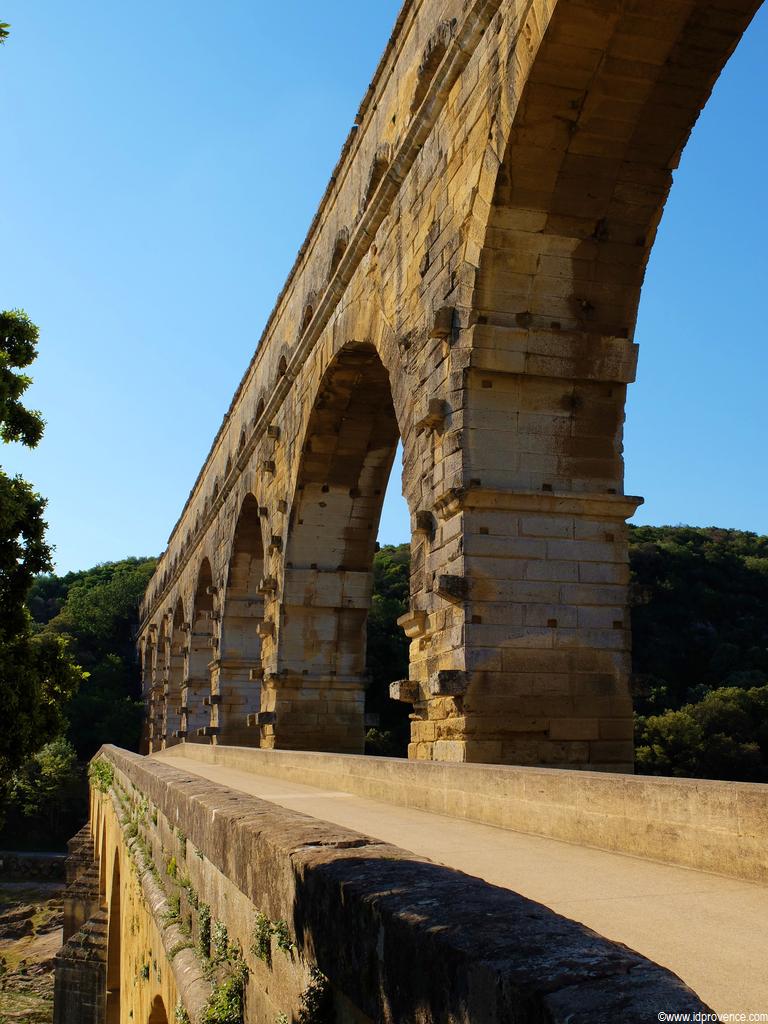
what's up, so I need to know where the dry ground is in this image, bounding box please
[0,882,64,1024]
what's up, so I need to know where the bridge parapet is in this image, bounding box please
[156,743,768,885]
[55,744,715,1023]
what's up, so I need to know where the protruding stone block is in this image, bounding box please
[435,574,469,602]
[415,397,450,433]
[396,609,428,638]
[430,305,456,339]
[414,511,435,536]
[390,679,420,703]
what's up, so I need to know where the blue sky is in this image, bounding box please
[1,3,766,573]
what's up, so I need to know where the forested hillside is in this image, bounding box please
[628,526,768,781]
[0,558,155,848]
[371,528,768,780]
[2,525,766,851]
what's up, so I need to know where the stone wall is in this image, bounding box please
[135,0,762,769]
[155,742,768,884]
[52,744,716,1023]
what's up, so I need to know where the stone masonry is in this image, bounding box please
[137,0,762,768]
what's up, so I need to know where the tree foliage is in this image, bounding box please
[630,525,768,714]
[365,543,411,756]
[0,310,45,447]
[0,737,87,849]
[0,311,84,780]
[635,685,768,782]
[29,557,157,759]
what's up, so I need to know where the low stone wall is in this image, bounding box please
[154,744,768,883]
[0,850,67,880]
[94,744,712,1023]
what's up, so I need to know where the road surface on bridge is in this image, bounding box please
[154,752,766,1014]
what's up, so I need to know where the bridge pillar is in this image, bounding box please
[397,328,641,771]
[260,571,372,752]
[209,655,261,746]
[259,671,366,753]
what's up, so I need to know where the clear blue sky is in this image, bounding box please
[1,3,766,573]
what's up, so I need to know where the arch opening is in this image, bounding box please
[264,341,405,754]
[211,495,266,745]
[105,850,121,1024]
[164,599,186,746]
[182,559,214,742]
[140,639,155,755]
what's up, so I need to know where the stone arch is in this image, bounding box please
[473,0,763,346]
[98,824,108,904]
[211,493,266,745]
[256,395,266,420]
[420,0,765,769]
[148,995,169,1024]
[165,599,186,745]
[181,558,215,742]
[262,341,402,752]
[140,637,155,755]
[153,617,170,751]
[105,848,121,1024]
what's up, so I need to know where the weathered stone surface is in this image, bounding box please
[135,0,762,769]
[57,746,712,1024]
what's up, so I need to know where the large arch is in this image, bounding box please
[105,849,121,1024]
[261,341,402,752]
[181,558,214,742]
[413,0,764,769]
[212,493,266,745]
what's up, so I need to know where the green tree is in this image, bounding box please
[629,525,768,713]
[635,684,768,782]
[365,543,411,756]
[34,557,157,758]
[0,736,87,850]
[0,311,84,779]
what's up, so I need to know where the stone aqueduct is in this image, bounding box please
[137,0,761,769]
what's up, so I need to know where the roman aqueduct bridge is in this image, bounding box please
[136,0,760,771]
[54,3,768,1024]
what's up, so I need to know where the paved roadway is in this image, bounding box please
[155,752,767,1014]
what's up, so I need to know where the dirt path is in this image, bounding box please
[0,882,64,1024]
